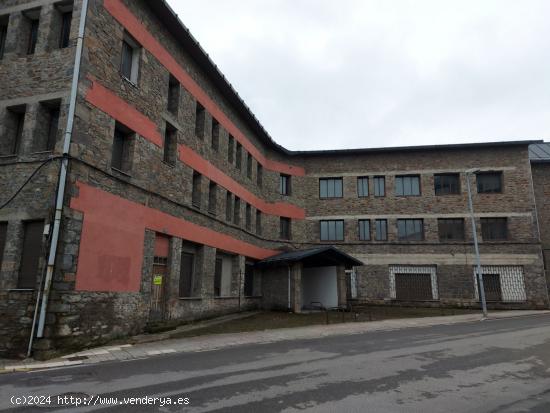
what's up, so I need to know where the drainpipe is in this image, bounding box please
[31,0,90,349]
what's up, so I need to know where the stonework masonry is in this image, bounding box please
[0,0,549,359]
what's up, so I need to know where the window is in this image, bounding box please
[481,218,507,240]
[233,197,240,225]
[320,220,344,241]
[280,217,291,240]
[395,175,420,196]
[477,172,503,194]
[211,118,219,151]
[2,106,25,156]
[397,219,424,241]
[438,218,465,241]
[111,123,133,173]
[245,203,252,230]
[375,219,388,241]
[319,178,343,198]
[45,104,60,152]
[179,252,195,298]
[120,33,140,84]
[27,16,39,55]
[195,102,205,138]
[208,182,217,215]
[58,7,72,49]
[256,210,262,235]
[434,173,460,195]
[0,222,7,270]
[246,153,253,178]
[214,254,233,297]
[0,18,7,60]
[225,191,232,221]
[244,262,256,297]
[257,164,263,187]
[163,123,177,165]
[374,176,385,197]
[192,171,202,208]
[357,177,369,197]
[227,135,234,164]
[358,219,370,241]
[167,75,180,114]
[280,174,291,196]
[17,221,44,289]
[235,142,242,170]
[395,273,434,301]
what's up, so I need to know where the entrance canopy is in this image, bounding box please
[256,246,363,268]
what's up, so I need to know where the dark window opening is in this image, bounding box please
[477,273,502,301]
[244,263,255,297]
[319,178,343,198]
[245,204,252,230]
[46,105,60,151]
[111,123,133,173]
[208,182,217,215]
[0,222,7,270]
[257,164,263,187]
[2,106,26,156]
[395,273,433,301]
[320,220,344,241]
[375,219,388,241]
[233,197,241,225]
[481,218,507,240]
[280,217,291,240]
[167,75,180,114]
[27,18,39,55]
[477,172,503,194]
[225,191,232,222]
[163,123,177,165]
[374,176,385,197]
[357,177,369,197]
[235,142,242,170]
[211,118,219,151]
[395,175,421,196]
[359,219,370,241]
[120,33,140,83]
[256,210,262,235]
[59,10,72,48]
[195,102,205,138]
[214,257,223,297]
[434,173,460,195]
[0,20,7,60]
[280,174,291,196]
[227,135,234,164]
[397,219,424,241]
[438,218,465,241]
[18,221,44,289]
[192,171,202,208]
[179,252,195,298]
[246,153,253,178]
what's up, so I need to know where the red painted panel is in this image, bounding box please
[71,182,278,292]
[154,235,170,257]
[179,144,306,219]
[103,0,305,176]
[85,78,163,147]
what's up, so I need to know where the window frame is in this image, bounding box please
[397,219,424,241]
[438,218,465,241]
[280,217,292,240]
[320,220,345,241]
[375,219,388,241]
[395,175,421,197]
[319,177,343,199]
[120,32,140,85]
[481,217,508,241]
[0,20,7,60]
[111,123,133,173]
[476,171,503,194]
[191,171,202,208]
[374,176,385,197]
[358,219,370,241]
[280,174,291,196]
[357,177,369,197]
[434,173,461,196]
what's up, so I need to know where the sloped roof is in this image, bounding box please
[257,246,363,268]
[529,143,550,162]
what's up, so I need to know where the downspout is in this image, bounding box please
[33,0,90,346]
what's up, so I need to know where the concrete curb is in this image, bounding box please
[2,310,549,373]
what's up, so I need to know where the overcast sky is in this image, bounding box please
[170,0,550,151]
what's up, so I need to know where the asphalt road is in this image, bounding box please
[2,314,550,412]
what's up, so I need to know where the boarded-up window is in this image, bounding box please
[395,273,433,301]
[244,263,255,297]
[192,171,201,208]
[225,191,232,222]
[214,258,223,296]
[179,252,195,298]
[208,182,217,215]
[0,222,7,270]
[214,254,233,297]
[18,221,44,289]
[477,273,502,301]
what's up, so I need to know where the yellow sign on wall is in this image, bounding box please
[153,275,163,285]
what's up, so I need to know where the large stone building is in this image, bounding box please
[0,0,548,358]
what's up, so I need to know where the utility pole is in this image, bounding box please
[465,169,488,319]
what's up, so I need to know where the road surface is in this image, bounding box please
[1,314,550,412]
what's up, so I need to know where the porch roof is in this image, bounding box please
[256,246,364,268]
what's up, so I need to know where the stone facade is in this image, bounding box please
[0,0,549,359]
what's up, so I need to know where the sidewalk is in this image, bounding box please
[2,310,548,373]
